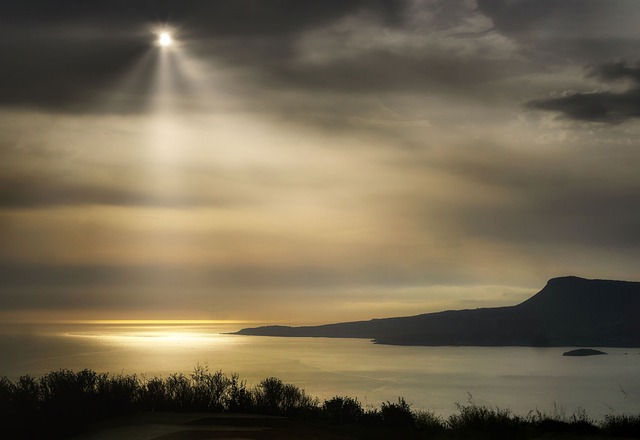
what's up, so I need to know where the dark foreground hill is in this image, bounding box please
[235,276,640,347]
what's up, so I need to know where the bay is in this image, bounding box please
[0,322,638,419]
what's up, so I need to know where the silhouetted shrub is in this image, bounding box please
[190,365,231,411]
[254,377,286,414]
[567,407,599,435]
[0,376,17,435]
[164,373,192,410]
[448,402,526,437]
[14,375,40,408]
[228,373,253,412]
[38,369,99,434]
[95,373,140,415]
[284,383,319,416]
[139,367,246,413]
[414,409,445,433]
[323,396,364,424]
[601,413,640,438]
[253,377,318,416]
[143,376,168,410]
[2,367,635,439]
[13,375,40,431]
[360,408,383,426]
[0,376,14,411]
[381,397,415,429]
[528,405,599,436]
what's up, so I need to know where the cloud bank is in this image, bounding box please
[1,1,640,322]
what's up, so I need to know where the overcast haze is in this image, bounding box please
[2,0,640,324]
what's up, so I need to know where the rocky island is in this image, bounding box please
[563,348,607,356]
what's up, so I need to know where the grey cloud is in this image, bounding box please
[460,187,640,248]
[222,5,526,97]
[1,1,394,36]
[0,0,527,114]
[477,0,640,62]
[590,61,640,83]
[5,0,640,117]
[527,62,640,123]
[528,90,640,123]
[426,144,640,249]
[0,0,403,112]
[0,174,225,208]
[263,50,520,95]
[0,262,471,311]
[179,0,403,37]
[0,32,154,113]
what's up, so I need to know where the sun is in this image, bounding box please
[158,31,173,47]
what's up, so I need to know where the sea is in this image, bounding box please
[0,321,638,419]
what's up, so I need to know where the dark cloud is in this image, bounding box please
[0,0,528,115]
[0,0,403,112]
[189,3,529,103]
[590,61,640,83]
[478,0,612,36]
[1,0,394,36]
[528,90,640,123]
[0,174,225,208]
[527,62,640,123]
[179,0,403,37]
[0,30,153,112]
[4,0,640,116]
[477,0,640,62]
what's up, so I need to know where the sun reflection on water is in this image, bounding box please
[60,321,243,348]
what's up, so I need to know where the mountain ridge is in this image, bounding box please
[234,276,640,347]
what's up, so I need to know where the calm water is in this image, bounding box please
[0,322,638,419]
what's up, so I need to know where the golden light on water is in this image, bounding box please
[58,319,257,325]
[52,320,266,349]
[61,322,241,348]
[87,331,228,348]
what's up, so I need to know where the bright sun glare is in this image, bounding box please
[64,325,235,348]
[159,31,173,47]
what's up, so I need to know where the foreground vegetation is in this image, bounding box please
[0,366,638,439]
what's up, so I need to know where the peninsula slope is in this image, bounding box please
[235,277,640,347]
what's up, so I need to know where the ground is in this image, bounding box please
[71,412,626,440]
[72,412,353,440]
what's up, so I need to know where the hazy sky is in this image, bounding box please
[2,0,640,324]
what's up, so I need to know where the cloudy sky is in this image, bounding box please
[2,0,640,324]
